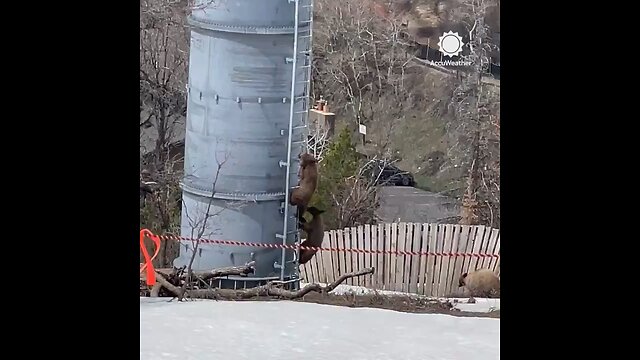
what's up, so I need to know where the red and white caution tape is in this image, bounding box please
[148,231,500,258]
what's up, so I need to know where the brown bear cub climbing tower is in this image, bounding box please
[290,153,319,223]
[298,206,325,265]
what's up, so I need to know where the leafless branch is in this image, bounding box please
[327,156,396,228]
[178,149,232,300]
[306,122,331,162]
[312,0,423,155]
[445,0,500,227]
[153,267,375,300]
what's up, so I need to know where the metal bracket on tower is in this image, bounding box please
[276,229,298,239]
[279,160,288,168]
[273,256,299,271]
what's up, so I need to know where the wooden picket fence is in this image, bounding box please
[299,222,500,297]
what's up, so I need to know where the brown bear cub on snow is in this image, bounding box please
[298,206,325,265]
[290,153,319,223]
[458,269,500,298]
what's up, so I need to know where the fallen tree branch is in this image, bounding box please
[147,262,256,298]
[150,283,163,297]
[192,261,256,282]
[154,267,376,300]
[153,272,183,296]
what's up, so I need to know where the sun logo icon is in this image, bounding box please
[437,31,464,58]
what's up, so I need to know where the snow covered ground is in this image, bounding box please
[140,298,500,360]
[450,297,500,313]
[299,282,501,313]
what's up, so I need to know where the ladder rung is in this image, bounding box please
[276,229,298,236]
[299,65,311,69]
[294,111,308,114]
[281,127,307,136]
[276,232,298,239]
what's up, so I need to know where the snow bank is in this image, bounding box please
[140,298,499,360]
[299,282,500,313]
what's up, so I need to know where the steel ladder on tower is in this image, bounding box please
[276,0,314,282]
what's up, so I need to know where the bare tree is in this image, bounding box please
[312,0,431,156]
[325,156,400,229]
[140,156,184,267]
[140,0,190,267]
[444,0,500,227]
[140,0,189,166]
[176,148,238,301]
[306,122,331,163]
[306,97,336,163]
[186,0,221,12]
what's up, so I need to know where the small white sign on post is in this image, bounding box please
[358,124,367,135]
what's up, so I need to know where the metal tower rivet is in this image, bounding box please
[282,97,287,103]
[258,97,262,104]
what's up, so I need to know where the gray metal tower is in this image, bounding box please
[174,0,314,289]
